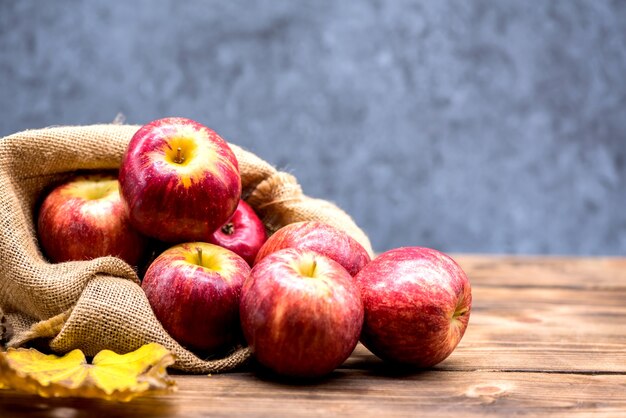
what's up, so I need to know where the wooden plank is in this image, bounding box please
[1,256,625,416]
[456,255,626,289]
[434,285,626,373]
[1,371,625,417]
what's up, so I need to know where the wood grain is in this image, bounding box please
[1,256,625,417]
[457,255,626,289]
[2,371,625,418]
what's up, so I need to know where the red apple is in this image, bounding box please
[119,117,241,243]
[355,247,472,367]
[37,173,147,265]
[142,242,250,353]
[240,248,363,378]
[254,221,371,276]
[208,200,267,266]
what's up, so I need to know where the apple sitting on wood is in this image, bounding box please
[209,200,267,266]
[119,117,241,243]
[240,248,364,378]
[355,247,472,368]
[37,173,146,265]
[142,242,250,353]
[254,221,371,276]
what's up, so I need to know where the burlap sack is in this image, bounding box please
[0,124,373,373]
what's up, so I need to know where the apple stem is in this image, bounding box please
[311,259,317,276]
[174,147,185,164]
[197,247,203,266]
[453,307,468,319]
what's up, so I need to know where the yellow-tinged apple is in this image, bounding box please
[37,173,147,265]
[119,117,241,243]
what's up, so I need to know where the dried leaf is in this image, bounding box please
[0,343,176,401]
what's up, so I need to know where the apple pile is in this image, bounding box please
[36,117,472,378]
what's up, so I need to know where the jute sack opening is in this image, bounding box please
[0,124,373,373]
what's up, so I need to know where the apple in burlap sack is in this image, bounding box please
[119,117,241,243]
[0,122,374,374]
[37,173,147,266]
[208,199,267,266]
[142,243,250,353]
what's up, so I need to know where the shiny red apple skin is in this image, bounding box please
[37,173,147,265]
[119,117,241,243]
[254,221,371,276]
[209,200,267,266]
[240,248,364,378]
[355,247,472,368]
[142,242,250,353]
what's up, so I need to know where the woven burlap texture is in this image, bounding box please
[0,124,373,373]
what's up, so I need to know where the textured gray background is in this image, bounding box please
[1,0,625,255]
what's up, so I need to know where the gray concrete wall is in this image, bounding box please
[1,0,625,255]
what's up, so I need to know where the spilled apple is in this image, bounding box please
[240,248,363,378]
[355,247,471,367]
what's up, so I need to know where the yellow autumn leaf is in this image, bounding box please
[0,343,176,401]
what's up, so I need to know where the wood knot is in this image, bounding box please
[466,383,510,404]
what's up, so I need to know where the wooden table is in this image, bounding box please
[1,256,625,417]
